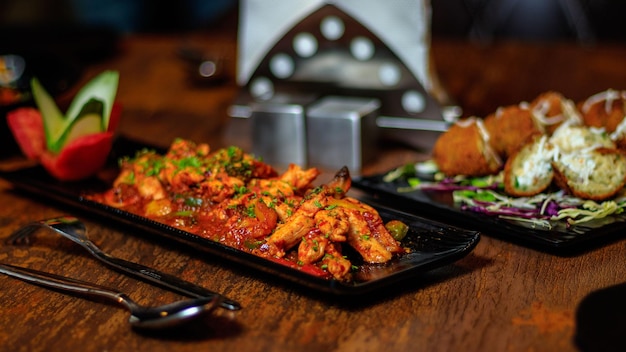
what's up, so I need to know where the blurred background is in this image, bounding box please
[0,0,237,33]
[2,0,625,117]
[1,0,625,156]
[431,0,626,43]
[1,0,624,81]
[0,0,238,67]
[2,0,625,75]
[2,0,625,128]
[1,0,625,41]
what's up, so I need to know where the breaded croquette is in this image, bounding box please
[503,135,556,197]
[431,89,626,201]
[432,117,502,177]
[579,89,626,133]
[552,147,626,201]
[484,104,543,159]
[530,91,582,135]
[579,89,626,151]
[549,123,615,154]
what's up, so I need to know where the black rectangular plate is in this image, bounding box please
[0,137,479,296]
[353,172,626,255]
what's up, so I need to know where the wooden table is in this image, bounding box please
[1,21,625,352]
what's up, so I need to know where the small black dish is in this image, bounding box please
[352,172,626,255]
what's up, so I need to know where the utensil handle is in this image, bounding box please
[92,249,241,310]
[8,217,240,311]
[0,263,126,305]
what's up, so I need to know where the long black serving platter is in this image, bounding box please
[0,137,480,296]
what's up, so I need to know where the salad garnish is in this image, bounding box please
[384,161,626,228]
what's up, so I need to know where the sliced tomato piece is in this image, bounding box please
[6,107,46,159]
[40,132,114,181]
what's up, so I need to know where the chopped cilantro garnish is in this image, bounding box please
[184,197,203,207]
[246,204,256,218]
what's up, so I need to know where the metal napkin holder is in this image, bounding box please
[228,0,459,172]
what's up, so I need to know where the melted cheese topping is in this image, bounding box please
[557,152,596,185]
[580,89,625,114]
[556,150,626,196]
[550,124,614,153]
[475,118,503,167]
[531,96,582,128]
[514,136,555,189]
[610,117,626,141]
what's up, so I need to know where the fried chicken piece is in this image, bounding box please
[338,197,403,254]
[321,243,352,280]
[264,213,315,257]
[262,182,344,255]
[136,175,167,200]
[314,207,349,242]
[324,165,352,196]
[196,173,244,203]
[109,151,168,204]
[205,145,278,180]
[344,209,394,263]
[198,194,279,249]
[248,164,320,197]
[262,167,401,265]
[164,138,210,158]
[297,231,330,265]
[279,163,322,191]
[432,117,502,177]
[262,169,347,257]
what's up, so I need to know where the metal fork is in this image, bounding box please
[6,216,241,311]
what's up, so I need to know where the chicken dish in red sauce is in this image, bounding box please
[88,138,408,280]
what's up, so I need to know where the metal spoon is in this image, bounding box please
[6,216,241,311]
[0,263,220,330]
